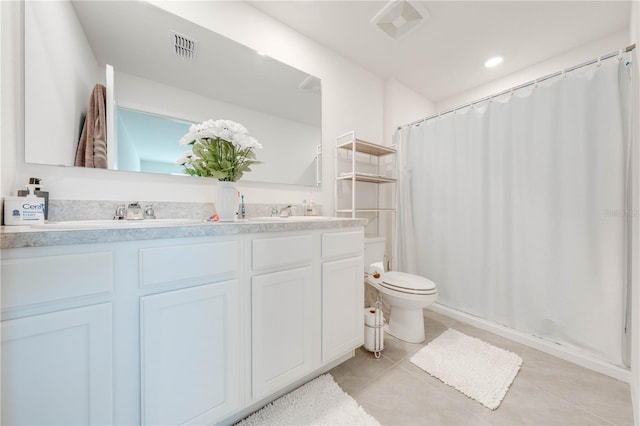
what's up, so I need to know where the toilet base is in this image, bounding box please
[386,306,425,343]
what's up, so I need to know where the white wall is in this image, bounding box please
[383,77,436,145]
[437,30,629,112]
[378,78,435,264]
[24,1,101,167]
[1,0,384,211]
[1,1,20,199]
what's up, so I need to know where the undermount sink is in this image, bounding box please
[30,218,205,229]
[249,216,330,222]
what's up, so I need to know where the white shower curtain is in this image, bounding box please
[397,56,633,366]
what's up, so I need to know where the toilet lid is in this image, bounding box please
[381,271,437,295]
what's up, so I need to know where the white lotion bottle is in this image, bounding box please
[20,184,45,224]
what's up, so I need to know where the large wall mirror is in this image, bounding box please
[24,1,322,186]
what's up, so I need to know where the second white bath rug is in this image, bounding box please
[410,329,523,410]
[235,374,380,426]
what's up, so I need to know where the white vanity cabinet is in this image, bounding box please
[250,234,316,400]
[2,303,113,425]
[0,222,365,425]
[1,247,115,425]
[249,229,365,402]
[137,237,243,425]
[140,280,241,425]
[321,230,365,362]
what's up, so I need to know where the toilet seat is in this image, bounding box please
[381,271,437,296]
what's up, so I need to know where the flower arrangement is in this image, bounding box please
[177,119,262,182]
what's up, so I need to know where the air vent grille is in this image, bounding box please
[370,0,429,40]
[170,31,198,61]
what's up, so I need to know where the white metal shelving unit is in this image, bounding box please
[335,131,397,251]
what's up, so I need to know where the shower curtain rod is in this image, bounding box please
[397,43,636,130]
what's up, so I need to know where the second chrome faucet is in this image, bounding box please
[113,202,156,220]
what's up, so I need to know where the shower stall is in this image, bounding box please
[396,46,637,374]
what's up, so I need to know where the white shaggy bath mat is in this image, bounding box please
[235,374,380,426]
[410,329,522,410]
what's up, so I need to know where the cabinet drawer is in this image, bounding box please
[322,230,364,259]
[252,235,313,270]
[140,240,239,288]
[1,252,113,311]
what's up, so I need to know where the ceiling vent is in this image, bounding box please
[170,30,198,61]
[370,0,429,40]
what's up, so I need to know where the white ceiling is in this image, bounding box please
[71,1,321,126]
[247,0,631,102]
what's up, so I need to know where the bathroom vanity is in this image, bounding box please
[0,217,366,425]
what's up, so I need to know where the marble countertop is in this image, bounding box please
[0,217,368,249]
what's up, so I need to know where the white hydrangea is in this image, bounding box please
[175,150,197,165]
[235,133,263,150]
[176,118,262,181]
[178,119,261,150]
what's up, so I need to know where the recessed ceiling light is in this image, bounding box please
[256,51,267,56]
[484,56,503,68]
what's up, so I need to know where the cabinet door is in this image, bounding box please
[322,256,364,362]
[252,266,313,400]
[140,280,241,425]
[1,303,113,425]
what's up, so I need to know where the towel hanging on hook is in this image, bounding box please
[74,84,107,168]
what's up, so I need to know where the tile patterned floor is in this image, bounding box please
[329,310,634,426]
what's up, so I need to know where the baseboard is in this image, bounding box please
[429,303,632,383]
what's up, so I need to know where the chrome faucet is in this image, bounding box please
[113,204,127,220]
[144,205,156,219]
[126,202,144,220]
[279,205,293,217]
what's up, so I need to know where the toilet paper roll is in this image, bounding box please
[367,262,385,284]
[364,307,384,352]
[364,307,377,326]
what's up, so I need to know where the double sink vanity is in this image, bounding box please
[1,216,367,425]
[14,0,363,423]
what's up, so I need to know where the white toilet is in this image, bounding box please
[364,237,437,343]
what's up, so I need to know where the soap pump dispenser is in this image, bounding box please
[306,199,315,216]
[21,183,45,224]
[17,178,49,220]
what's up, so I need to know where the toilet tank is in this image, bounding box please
[364,237,386,272]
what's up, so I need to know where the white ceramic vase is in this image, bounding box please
[216,181,238,222]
